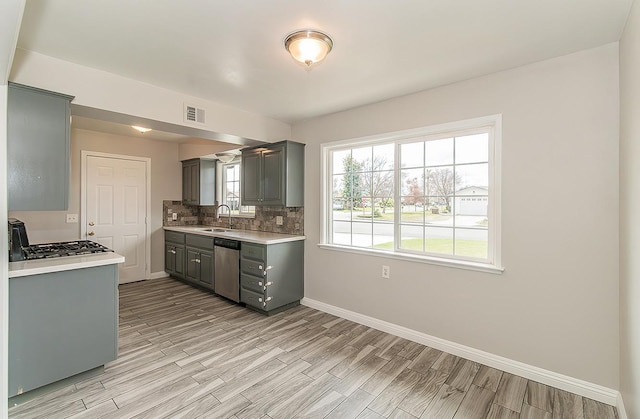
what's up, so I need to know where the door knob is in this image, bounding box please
[88,231,95,236]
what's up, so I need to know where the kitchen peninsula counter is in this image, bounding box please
[163,225,305,245]
[9,253,123,399]
[9,252,125,278]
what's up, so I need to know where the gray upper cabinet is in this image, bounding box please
[182,158,216,206]
[241,140,305,207]
[7,83,74,211]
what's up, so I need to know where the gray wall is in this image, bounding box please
[620,0,640,416]
[9,128,182,275]
[293,44,620,389]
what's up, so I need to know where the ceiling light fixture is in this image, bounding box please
[131,125,152,133]
[214,152,238,163]
[284,29,333,69]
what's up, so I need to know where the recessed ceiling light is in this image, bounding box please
[132,125,152,133]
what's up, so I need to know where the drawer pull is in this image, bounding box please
[190,258,200,263]
[258,281,263,286]
[170,250,176,255]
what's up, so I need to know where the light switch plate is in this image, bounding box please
[276,216,283,225]
[172,213,178,221]
[66,214,78,223]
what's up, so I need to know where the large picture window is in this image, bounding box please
[321,115,502,272]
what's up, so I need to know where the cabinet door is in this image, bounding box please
[185,248,200,282]
[182,163,192,204]
[189,162,200,205]
[199,250,214,289]
[261,145,286,205]
[8,84,72,211]
[241,150,262,205]
[165,244,176,273]
[174,246,186,278]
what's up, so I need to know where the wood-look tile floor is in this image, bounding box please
[9,278,618,419]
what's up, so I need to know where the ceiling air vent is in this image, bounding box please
[184,104,206,124]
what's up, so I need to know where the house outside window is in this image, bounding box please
[321,115,502,272]
[220,160,255,216]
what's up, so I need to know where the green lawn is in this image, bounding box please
[353,210,450,223]
[375,238,487,259]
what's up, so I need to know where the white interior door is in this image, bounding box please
[85,155,148,284]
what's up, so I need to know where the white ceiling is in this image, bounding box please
[17,0,632,124]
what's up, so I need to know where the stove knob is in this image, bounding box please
[88,231,95,236]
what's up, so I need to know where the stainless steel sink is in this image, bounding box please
[202,228,230,233]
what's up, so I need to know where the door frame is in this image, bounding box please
[80,150,152,280]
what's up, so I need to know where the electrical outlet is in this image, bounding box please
[276,216,284,225]
[172,213,178,221]
[382,265,390,279]
[66,214,78,223]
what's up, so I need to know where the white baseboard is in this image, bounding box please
[617,393,628,419]
[149,271,170,280]
[301,297,620,407]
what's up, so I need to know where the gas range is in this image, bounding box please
[21,240,113,260]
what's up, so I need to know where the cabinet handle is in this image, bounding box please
[190,258,200,263]
[263,265,272,276]
[258,265,263,270]
[258,281,263,286]
[170,250,176,255]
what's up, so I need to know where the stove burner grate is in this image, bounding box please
[22,240,113,259]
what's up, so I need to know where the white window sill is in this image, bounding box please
[317,243,504,274]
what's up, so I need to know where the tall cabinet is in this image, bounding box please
[7,83,74,211]
[241,140,305,207]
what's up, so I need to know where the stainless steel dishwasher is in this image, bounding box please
[214,238,241,302]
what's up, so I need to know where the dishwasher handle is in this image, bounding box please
[214,238,241,250]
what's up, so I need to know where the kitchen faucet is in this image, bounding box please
[217,204,233,229]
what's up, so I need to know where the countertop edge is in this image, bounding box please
[163,226,306,244]
[9,253,126,278]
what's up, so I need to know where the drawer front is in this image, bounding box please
[241,287,266,310]
[165,231,185,244]
[241,259,264,277]
[186,234,214,249]
[240,274,264,294]
[241,242,265,262]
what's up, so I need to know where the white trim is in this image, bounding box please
[301,297,620,406]
[1,84,10,419]
[317,243,504,274]
[80,150,152,279]
[150,271,170,280]
[320,114,502,271]
[617,393,628,419]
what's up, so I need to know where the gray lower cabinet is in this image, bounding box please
[9,265,119,398]
[241,140,305,207]
[8,83,74,211]
[185,234,215,290]
[240,241,304,314]
[165,231,186,279]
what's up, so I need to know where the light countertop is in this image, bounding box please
[163,225,306,244]
[9,252,126,278]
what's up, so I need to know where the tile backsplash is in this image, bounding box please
[163,200,304,235]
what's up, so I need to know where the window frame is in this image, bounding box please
[320,114,503,274]
[218,158,255,217]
